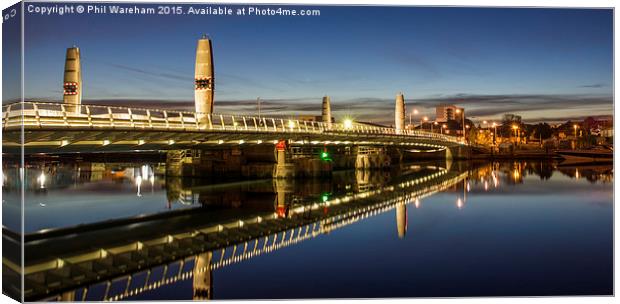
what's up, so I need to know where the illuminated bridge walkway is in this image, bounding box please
[7,167,468,301]
[3,102,464,154]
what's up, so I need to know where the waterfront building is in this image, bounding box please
[435,104,464,123]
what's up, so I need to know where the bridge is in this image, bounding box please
[3,165,470,301]
[3,101,462,152]
[3,101,467,177]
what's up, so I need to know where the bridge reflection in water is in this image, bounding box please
[3,161,471,301]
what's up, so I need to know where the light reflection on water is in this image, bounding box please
[1,160,613,300]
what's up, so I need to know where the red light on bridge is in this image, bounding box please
[194,77,212,91]
[276,140,287,151]
[277,205,288,218]
[63,82,78,95]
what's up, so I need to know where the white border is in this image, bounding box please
[0,1,616,304]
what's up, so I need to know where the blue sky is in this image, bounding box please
[14,4,614,124]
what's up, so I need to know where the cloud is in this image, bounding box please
[21,92,611,126]
[579,83,606,88]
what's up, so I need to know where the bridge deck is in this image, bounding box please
[3,102,464,153]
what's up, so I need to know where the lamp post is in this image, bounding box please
[512,125,519,145]
[492,122,497,145]
[573,124,578,150]
[456,108,465,142]
[433,121,438,133]
[422,116,428,131]
[409,109,418,129]
[442,124,447,135]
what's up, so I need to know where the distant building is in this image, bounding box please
[601,128,613,138]
[583,116,613,139]
[502,114,522,124]
[435,104,464,122]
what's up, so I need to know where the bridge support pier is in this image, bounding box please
[274,141,296,179]
[354,146,391,169]
[355,169,390,192]
[445,145,470,160]
[274,142,334,178]
[445,147,453,171]
[193,252,213,300]
[166,149,245,178]
[60,291,75,301]
[396,203,407,239]
[274,178,295,217]
[166,147,277,179]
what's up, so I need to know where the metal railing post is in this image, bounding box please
[193,112,199,130]
[3,104,12,130]
[108,107,114,127]
[86,106,93,127]
[33,103,41,128]
[146,110,153,129]
[61,104,69,127]
[128,108,134,128]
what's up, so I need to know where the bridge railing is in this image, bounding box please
[3,102,462,143]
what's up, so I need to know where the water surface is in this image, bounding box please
[4,160,612,300]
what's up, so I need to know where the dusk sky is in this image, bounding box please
[14,3,614,124]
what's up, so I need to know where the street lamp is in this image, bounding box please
[455,108,465,142]
[573,124,579,150]
[492,122,497,145]
[433,121,438,133]
[343,118,353,130]
[422,116,428,131]
[512,124,519,144]
[442,124,447,135]
[409,109,419,129]
[573,124,578,137]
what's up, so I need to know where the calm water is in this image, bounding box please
[3,160,613,300]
